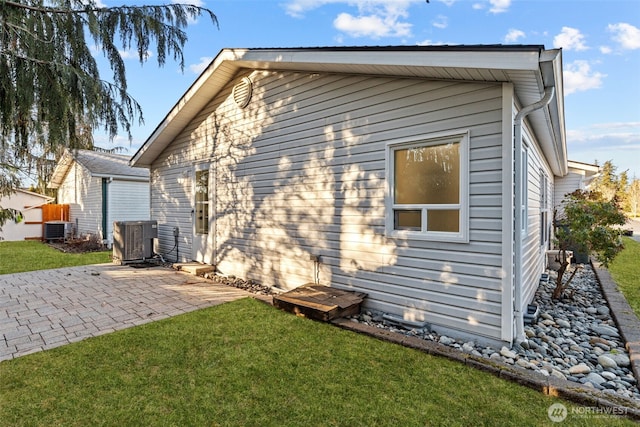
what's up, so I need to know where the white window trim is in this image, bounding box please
[385,130,470,243]
[521,146,528,235]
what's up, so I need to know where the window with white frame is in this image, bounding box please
[521,146,528,234]
[387,131,469,242]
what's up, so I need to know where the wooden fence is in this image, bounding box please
[42,204,70,223]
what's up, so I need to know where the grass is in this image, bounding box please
[0,298,635,427]
[0,241,637,425]
[0,240,111,275]
[609,236,640,317]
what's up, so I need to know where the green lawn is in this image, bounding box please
[0,298,634,427]
[0,241,637,425]
[609,237,640,317]
[0,240,111,275]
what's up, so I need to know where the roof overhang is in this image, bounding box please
[47,150,75,189]
[566,160,600,187]
[567,160,600,174]
[131,45,567,175]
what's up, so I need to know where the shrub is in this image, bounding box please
[552,190,626,299]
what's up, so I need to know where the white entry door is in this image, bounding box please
[192,163,214,264]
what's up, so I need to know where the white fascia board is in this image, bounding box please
[15,188,54,201]
[131,47,545,167]
[567,160,600,174]
[47,151,75,189]
[90,174,149,182]
[235,48,542,71]
[131,49,248,167]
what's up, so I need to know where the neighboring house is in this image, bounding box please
[48,149,150,246]
[0,189,54,241]
[554,160,600,214]
[131,46,567,346]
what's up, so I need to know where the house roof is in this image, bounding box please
[567,160,600,174]
[4,189,54,202]
[567,160,600,187]
[131,45,567,175]
[48,149,149,189]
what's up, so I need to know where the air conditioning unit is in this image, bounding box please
[112,220,158,264]
[44,221,74,242]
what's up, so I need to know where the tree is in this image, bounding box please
[552,190,626,299]
[629,178,640,218]
[0,0,217,224]
[591,160,629,203]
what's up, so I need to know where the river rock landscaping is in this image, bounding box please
[349,265,640,401]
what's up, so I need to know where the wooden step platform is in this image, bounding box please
[273,284,367,322]
[174,262,215,276]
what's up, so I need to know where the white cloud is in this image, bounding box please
[189,57,213,74]
[600,46,613,54]
[553,27,588,51]
[173,0,205,7]
[283,0,325,18]
[470,0,510,13]
[563,60,606,95]
[504,29,525,43]
[436,0,456,6]
[334,12,412,38]
[119,50,153,61]
[416,39,449,46]
[284,0,415,38]
[335,2,414,38]
[607,23,640,50]
[489,0,511,14]
[432,15,448,29]
[567,122,640,175]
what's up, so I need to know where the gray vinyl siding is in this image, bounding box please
[520,123,553,308]
[150,71,507,341]
[57,162,103,238]
[554,171,584,216]
[149,162,193,262]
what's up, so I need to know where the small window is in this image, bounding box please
[386,132,469,242]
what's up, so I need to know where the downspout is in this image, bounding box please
[513,86,555,343]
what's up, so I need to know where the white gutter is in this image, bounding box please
[513,86,555,343]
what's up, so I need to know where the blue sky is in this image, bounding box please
[97,0,640,179]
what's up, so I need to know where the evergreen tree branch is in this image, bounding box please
[0,0,218,197]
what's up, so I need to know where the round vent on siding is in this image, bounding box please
[232,77,253,108]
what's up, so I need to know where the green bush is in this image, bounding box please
[553,190,626,299]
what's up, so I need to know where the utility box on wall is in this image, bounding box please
[112,220,157,264]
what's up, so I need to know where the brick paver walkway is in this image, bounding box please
[0,264,263,362]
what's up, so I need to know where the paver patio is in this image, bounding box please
[0,263,267,362]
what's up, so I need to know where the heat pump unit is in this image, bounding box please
[112,220,157,264]
[44,221,74,242]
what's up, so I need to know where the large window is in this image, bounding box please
[387,131,469,242]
